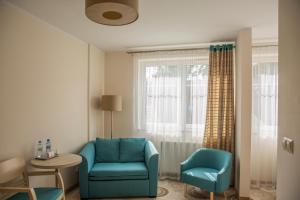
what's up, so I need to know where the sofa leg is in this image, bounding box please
[210,192,214,200]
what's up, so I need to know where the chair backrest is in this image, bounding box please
[196,148,232,170]
[0,157,26,184]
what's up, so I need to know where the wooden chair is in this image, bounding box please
[0,157,65,200]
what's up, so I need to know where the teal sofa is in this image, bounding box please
[79,138,159,199]
[180,148,232,200]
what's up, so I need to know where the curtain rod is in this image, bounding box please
[127,41,235,54]
[252,44,278,48]
[127,43,278,54]
[127,47,235,54]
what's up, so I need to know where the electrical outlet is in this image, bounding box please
[282,137,294,154]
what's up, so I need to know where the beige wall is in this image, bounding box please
[235,28,252,198]
[88,44,105,140]
[0,2,104,188]
[277,0,300,199]
[104,52,134,138]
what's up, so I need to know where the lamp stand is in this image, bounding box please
[101,95,122,139]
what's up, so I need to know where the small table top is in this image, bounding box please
[30,153,82,170]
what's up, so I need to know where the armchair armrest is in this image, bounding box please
[216,159,232,192]
[79,141,95,198]
[180,149,202,172]
[0,187,37,200]
[145,141,159,197]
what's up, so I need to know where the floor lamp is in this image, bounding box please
[101,95,122,139]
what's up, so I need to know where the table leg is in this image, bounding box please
[55,169,58,188]
[55,169,65,199]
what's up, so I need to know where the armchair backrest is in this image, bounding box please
[0,157,26,184]
[195,148,232,171]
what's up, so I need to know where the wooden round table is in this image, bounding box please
[31,153,82,170]
[30,153,82,195]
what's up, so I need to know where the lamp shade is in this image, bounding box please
[101,95,122,111]
[85,0,138,26]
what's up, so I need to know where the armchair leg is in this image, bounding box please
[184,184,187,196]
[224,191,228,200]
[210,192,214,200]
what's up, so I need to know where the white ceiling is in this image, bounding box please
[7,0,278,51]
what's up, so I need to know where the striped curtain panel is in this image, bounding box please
[203,44,235,153]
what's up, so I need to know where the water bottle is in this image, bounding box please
[36,140,43,158]
[46,138,52,153]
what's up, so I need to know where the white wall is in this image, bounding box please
[277,0,300,199]
[235,28,252,198]
[0,1,104,189]
[104,52,134,138]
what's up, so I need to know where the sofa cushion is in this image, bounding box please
[89,162,148,180]
[95,138,120,163]
[120,138,146,162]
[181,167,218,192]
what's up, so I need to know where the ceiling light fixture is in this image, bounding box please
[85,0,139,26]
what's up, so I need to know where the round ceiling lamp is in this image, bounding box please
[85,0,139,26]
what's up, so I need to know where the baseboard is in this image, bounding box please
[239,197,251,200]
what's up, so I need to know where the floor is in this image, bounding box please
[66,180,275,200]
[250,188,276,200]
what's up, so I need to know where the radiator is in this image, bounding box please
[159,141,201,179]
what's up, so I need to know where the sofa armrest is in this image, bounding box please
[79,141,95,198]
[145,141,159,197]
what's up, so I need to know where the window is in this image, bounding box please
[133,50,209,141]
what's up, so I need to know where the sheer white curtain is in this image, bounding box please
[251,46,278,191]
[133,50,209,178]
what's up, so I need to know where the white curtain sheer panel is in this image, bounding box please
[251,46,278,191]
[133,50,209,178]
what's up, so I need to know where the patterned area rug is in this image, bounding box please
[66,180,180,200]
[185,186,236,200]
[66,180,272,200]
[157,186,169,197]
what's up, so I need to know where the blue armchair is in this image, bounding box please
[79,138,159,199]
[180,148,232,200]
